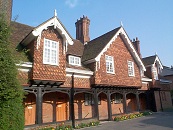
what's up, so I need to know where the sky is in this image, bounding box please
[12,0,173,67]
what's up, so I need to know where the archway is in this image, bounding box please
[111,93,123,115]
[126,93,137,113]
[42,92,69,123]
[74,92,94,119]
[98,92,108,120]
[139,93,147,111]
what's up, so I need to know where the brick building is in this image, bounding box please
[1,0,172,128]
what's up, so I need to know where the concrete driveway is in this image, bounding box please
[82,112,173,130]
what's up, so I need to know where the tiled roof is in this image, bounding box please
[10,21,34,62]
[67,39,84,56]
[142,55,156,66]
[10,21,34,46]
[160,66,173,76]
[82,27,121,62]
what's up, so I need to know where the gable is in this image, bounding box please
[142,55,163,69]
[20,16,73,50]
[82,27,146,71]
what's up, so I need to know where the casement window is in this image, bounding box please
[114,93,123,104]
[84,93,94,106]
[105,55,115,74]
[69,55,81,66]
[84,93,101,106]
[152,66,158,80]
[43,38,59,65]
[128,61,135,76]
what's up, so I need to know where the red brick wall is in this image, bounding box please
[141,82,149,90]
[30,27,66,81]
[144,67,152,79]
[94,35,141,87]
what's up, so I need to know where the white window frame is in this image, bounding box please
[128,61,135,76]
[69,55,81,66]
[43,38,59,66]
[105,55,115,74]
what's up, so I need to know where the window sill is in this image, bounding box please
[106,72,115,75]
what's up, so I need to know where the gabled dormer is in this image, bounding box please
[19,11,74,86]
[142,55,163,81]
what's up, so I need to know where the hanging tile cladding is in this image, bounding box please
[31,28,66,81]
[94,35,141,87]
[62,76,91,88]
[18,71,29,86]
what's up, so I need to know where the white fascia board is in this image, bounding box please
[142,77,152,82]
[16,62,33,68]
[16,62,32,72]
[66,68,93,75]
[66,74,91,78]
[32,17,73,45]
[95,27,146,71]
[154,56,163,69]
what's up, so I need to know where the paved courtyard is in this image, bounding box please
[83,112,173,130]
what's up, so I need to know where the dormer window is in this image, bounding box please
[69,55,81,66]
[43,38,59,65]
[128,61,135,76]
[152,66,158,80]
[105,55,115,74]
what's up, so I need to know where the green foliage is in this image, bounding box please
[114,111,152,122]
[0,14,24,129]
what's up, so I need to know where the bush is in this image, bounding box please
[114,111,152,122]
[0,14,24,129]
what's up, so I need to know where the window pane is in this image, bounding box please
[43,39,58,65]
[106,55,114,73]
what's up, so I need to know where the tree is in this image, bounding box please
[0,15,24,130]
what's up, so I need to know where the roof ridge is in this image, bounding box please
[88,26,121,43]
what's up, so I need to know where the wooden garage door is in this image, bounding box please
[25,103,35,125]
[56,98,67,121]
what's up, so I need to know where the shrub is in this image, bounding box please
[0,14,24,130]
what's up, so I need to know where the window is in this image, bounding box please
[152,66,158,80]
[114,93,122,104]
[84,93,101,106]
[69,55,81,66]
[128,61,135,76]
[84,93,94,106]
[43,38,59,65]
[105,55,115,74]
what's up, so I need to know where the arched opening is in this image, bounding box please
[139,93,147,111]
[111,93,123,115]
[42,92,69,123]
[98,92,108,120]
[74,92,94,119]
[126,93,137,113]
[24,93,36,125]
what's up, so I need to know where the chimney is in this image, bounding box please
[75,15,90,44]
[0,0,13,24]
[133,37,142,58]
